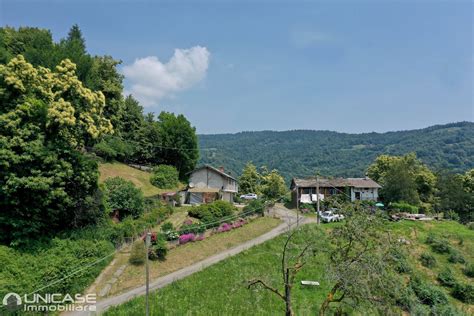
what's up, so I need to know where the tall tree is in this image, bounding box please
[239,162,261,194]
[0,56,112,245]
[156,112,199,179]
[261,169,288,200]
[367,153,436,205]
[320,206,404,315]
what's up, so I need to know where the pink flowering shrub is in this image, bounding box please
[232,219,247,229]
[179,233,196,245]
[217,223,233,233]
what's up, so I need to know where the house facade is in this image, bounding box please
[290,177,381,206]
[186,165,238,204]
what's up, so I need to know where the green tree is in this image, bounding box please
[150,165,180,189]
[436,169,474,222]
[0,56,112,245]
[103,177,144,218]
[320,207,404,315]
[239,162,261,194]
[261,169,288,200]
[367,153,437,205]
[156,112,199,180]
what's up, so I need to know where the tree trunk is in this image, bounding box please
[284,268,293,316]
[319,284,339,316]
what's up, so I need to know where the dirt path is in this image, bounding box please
[66,204,311,315]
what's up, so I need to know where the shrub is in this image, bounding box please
[444,210,460,221]
[437,268,456,287]
[150,236,167,261]
[188,200,237,225]
[243,199,266,217]
[164,230,179,241]
[390,248,412,273]
[410,276,449,306]
[103,177,144,218]
[447,250,465,264]
[179,233,196,245]
[451,283,474,304]
[217,223,233,233]
[467,222,474,230]
[420,252,436,268]
[390,202,419,214]
[463,263,474,278]
[129,241,146,265]
[232,219,247,229]
[150,165,179,189]
[179,222,205,235]
[161,222,174,232]
[430,239,452,254]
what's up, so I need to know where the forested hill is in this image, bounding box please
[198,122,474,181]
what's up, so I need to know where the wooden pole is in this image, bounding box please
[145,232,151,316]
[316,176,320,225]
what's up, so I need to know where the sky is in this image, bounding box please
[1,0,473,134]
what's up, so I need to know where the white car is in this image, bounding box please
[320,211,344,223]
[240,193,258,200]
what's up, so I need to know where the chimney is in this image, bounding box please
[219,166,225,173]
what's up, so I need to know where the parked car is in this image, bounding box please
[240,193,258,200]
[320,210,344,223]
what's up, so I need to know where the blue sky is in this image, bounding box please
[1,0,472,134]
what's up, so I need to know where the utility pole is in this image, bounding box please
[296,185,300,227]
[145,232,151,316]
[316,175,320,225]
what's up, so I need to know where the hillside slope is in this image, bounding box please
[198,122,474,180]
[99,162,183,197]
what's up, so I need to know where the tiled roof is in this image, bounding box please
[292,177,381,189]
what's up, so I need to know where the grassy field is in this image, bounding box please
[98,162,183,197]
[106,216,282,297]
[105,220,474,316]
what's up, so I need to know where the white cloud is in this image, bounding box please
[123,46,210,106]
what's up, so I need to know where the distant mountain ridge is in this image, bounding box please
[198,122,474,181]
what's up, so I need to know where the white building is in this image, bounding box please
[290,177,381,205]
[186,165,238,204]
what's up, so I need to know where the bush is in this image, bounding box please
[161,222,174,232]
[447,250,465,264]
[430,239,452,254]
[463,263,474,278]
[243,199,266,217]
[451,283,474,304]
[188,200,237,225]
[420,252,437,268]
[178,222,205,235]
[150,165,179,189]
[410,276,449,306]
[129,241,146,265]
[390,202,419,214]
[390,248,412,273]
[437,268,456,287]
[179,233,195,245]
[217,223,233,233]
[149,234,168,261]
[444,210,460,221]
[103,177,145,218]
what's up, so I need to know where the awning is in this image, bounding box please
[188,188,220,193]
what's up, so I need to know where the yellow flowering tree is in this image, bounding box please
[0,56,113,245]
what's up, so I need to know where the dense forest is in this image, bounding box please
[199,122,474,181]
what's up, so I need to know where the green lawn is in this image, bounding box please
[98,162,184,197]
[105,220,474,316]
